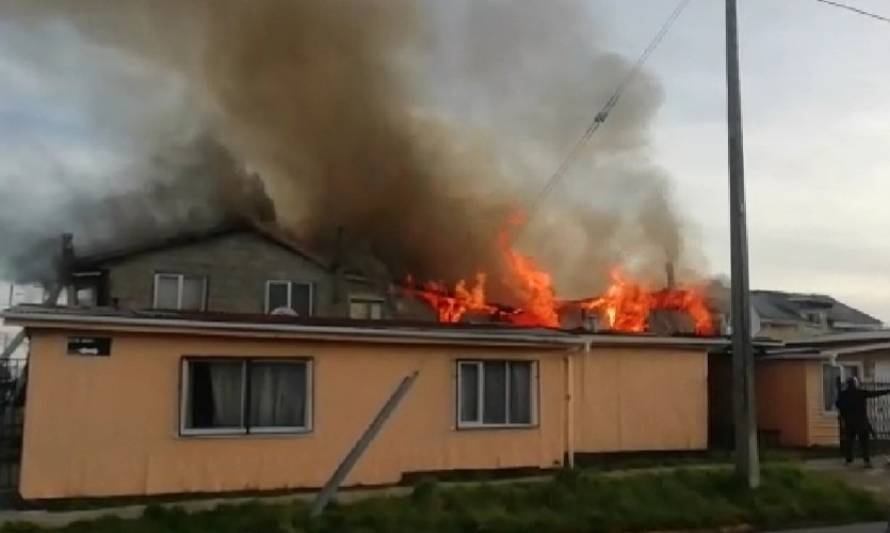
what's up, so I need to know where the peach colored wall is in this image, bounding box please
[21,331,567,499]
[20,331,713,499]
[755,362,810,447]
[573,347,708,452]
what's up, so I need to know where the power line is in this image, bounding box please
[521,0,692,230]
[813,0,890,24]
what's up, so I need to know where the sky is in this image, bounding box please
[588,0,890,322]
[0,0,888,323]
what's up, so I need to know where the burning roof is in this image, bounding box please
[401,211,715,336]
[2,304,727,348]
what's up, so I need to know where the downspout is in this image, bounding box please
[565,342,586,469]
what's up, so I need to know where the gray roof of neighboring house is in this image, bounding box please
[750,290,882,327]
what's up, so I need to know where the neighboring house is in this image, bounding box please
[710,330,890,448]
[708,284,883,341]
[3,305,720,500]
[67,224,395,321]
[750,291,883,340]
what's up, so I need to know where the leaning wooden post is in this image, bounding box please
[310,371,419,517]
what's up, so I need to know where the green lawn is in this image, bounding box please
[2,466,884,533]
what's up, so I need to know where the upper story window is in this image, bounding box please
[349,297,384,320]
[457,360,537,428]
[804,311,825,325]
[265,281,313,316]
[180,358,312,436]
[153,273,207,311]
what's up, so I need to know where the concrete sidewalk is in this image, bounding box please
[804,458,890,502]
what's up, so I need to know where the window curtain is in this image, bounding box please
[483,362,507,424]
[459,363,480,423]
[209,362,244,427]
[509,362,532,424]
[250,363,306,428]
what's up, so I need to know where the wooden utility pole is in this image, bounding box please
[311,371,419,517]
[725,0,760,488]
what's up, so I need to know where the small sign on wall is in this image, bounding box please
[67,336,112,357]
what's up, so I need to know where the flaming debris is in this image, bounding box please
[404,212,715,335]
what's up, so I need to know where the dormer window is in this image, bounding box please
[803,311,824,325]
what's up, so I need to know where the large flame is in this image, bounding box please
[497,213,560,328]
[403,212,715,335]
[403,273,497,323]
[579,268,714,335]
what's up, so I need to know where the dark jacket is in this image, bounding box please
[836,386,890,428]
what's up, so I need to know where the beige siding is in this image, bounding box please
[21,331,567,499]
[573,347,708,452]
[20,329,712,499]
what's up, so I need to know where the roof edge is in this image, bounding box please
[2,310,580,348]
[2,310,726,350]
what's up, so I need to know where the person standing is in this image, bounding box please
[836,376,890,467]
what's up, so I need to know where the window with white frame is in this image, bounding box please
[154,273,207,311]
[349,297,384,320]
[265,281,313,316]
[457,360,536,427]
[823,363,862,412]
[181,358,312,435]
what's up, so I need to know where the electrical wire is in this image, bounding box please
[520,0,693,231]
[813,0,890,24]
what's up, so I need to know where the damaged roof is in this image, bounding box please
[2,305,727,349]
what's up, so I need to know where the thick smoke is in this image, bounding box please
[0,0,697,302]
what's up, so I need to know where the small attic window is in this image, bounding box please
[803,311,824,325]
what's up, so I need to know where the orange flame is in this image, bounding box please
[580,268,715,335]
[402,213,715,335]
[403,273,496,323]
[497,212,559,328]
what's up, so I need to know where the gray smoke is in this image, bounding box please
[0,0,697,302]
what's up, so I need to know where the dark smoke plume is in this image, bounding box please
[0,0,698,303]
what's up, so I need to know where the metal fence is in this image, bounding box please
[0,358,26,494]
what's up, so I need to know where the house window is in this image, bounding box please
[154,274,207,311]
[823,363,862,412]
[181,358,312,436]
[349,298,384,320]
[457,360,536,428]
[265,281,313,316]
[804,312,825,325]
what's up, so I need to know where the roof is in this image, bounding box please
[750,290,882,327]
[2,305,728,350]
[73,222,331,271]
[784,330,890,349]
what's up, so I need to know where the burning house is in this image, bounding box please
[3,304,722,500]
[0,0,747,502]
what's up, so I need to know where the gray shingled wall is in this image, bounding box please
[101,232,342,315]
